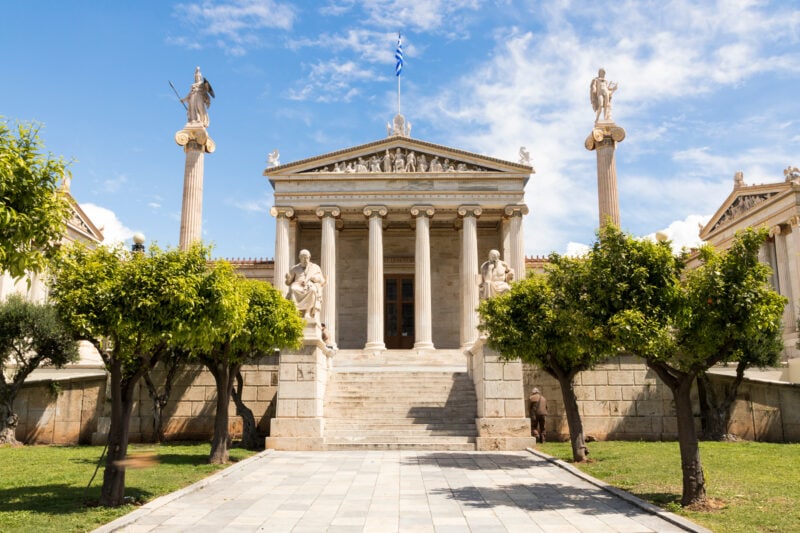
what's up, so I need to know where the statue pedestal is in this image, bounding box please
[467,337,535,450]
[265,327,328,451]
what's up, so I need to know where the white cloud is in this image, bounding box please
[171,0,296,55]
[100,173,128,194]
[287,60,381,102]
[321,0,481,33]
[80,203,135,246]
[564,242,590,257]
[644,214,711,254]
[411,1,800,256]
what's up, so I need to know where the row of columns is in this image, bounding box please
[271,204,528,351]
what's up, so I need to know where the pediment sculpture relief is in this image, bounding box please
[301,147,496,174]
[710,192,778,232]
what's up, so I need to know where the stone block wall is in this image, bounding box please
[13,373,105,444]
[522,355,695,441]
[710,373,800,442]
[94,356,280,444]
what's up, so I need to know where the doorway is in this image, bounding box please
[385,275,414,349]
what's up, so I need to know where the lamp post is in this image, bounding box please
[131,232,146,253]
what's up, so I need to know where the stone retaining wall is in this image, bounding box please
[92,356,280,444]
[522,355,694,441]
[710,373,800,442]
[13,372,105,444]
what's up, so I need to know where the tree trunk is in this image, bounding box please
[99,359,136,506]
[208,363,235,464]
[143,357,180,443]
[554,370,588,462]
[231,370,261,450]
[673,375,706,506]
[649,359,707,507]
[697,362,746,441]
[0,397,21,446]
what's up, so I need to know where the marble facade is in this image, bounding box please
[265,132,533,352]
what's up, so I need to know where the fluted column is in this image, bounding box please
[317,206,340,347]
[459,205,482,349]
[585,123,625,228]
[270,207,295,294]
[364,205,388,353]
[505,204,529,281]
[411,205,435,351]
[175,127,215,250]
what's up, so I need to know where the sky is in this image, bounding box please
[2,1,799,259]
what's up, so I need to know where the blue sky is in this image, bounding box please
[3,1,799,259]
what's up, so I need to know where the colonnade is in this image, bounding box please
[271,203,528,351]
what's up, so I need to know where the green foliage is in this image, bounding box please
[0,120,73,279]
[0,295,78,373]
[48,243,216,370]
[679,228,785,370]
[478,257,608,375]
[607,227,786,372]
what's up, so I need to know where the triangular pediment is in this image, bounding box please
[700,182,789,238]
[65,195,104,244]
[264,136,533,180]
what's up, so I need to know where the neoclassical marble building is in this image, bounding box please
[700,166,800,360]
[265,115,533,352]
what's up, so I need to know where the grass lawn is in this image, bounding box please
[539,440,800,533]
[0,442,256,532]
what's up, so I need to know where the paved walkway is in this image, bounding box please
[97,450,707,533]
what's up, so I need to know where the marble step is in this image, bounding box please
[325,441,477,451]
[325,428,478,437]
[325,434,476,444]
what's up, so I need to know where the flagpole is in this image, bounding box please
[397,74,401,116]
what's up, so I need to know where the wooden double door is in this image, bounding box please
[385,275,414,349]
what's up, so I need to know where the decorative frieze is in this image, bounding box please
[302,147,496,174]
[710,192,779,232]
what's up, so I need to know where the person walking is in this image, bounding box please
[529,387,547,443]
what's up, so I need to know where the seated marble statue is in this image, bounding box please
[479,249,514,300]
[285,250,326,318]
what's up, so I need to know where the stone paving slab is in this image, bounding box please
[95,449,709,533]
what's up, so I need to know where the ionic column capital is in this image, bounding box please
[363,205,388,218]
[788,216,800,228]
[175,127,216,153]
[270,206,295,219]
[770,225,782,237]
[457,205,482,218]
[410,205,435,218]
[315,205,341,218]
[504,204,529,218]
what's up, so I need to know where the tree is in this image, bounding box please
[142,349,185,443]
[478,254,612,462]
[194,276,303,463]
[604,227,784,506]
[49,243,214,506]
[0,120,72,279]
[0,295,78,445]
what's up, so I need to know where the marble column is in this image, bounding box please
[585,122,625,228]
[505,204,529,281]
[364,205,388,353]
[459,205,482,349]
[411,205,435,351]
[270,207,295,294]
[175,127,215,250]
[317,206,340,347]
[772,224,796,332]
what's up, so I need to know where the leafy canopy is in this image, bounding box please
[0,120,73,278]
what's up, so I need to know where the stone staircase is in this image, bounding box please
[324,349,478,450]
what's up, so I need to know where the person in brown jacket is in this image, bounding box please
[529,387,547,442]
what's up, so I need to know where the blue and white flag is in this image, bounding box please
[395,34,404,77]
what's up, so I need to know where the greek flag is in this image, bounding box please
[395,34,403,77]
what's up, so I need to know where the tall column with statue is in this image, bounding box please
[585,68,625,228]
[175,66,215,249]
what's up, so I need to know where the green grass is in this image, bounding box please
[0,442,256,532]
[539,440,800,533]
